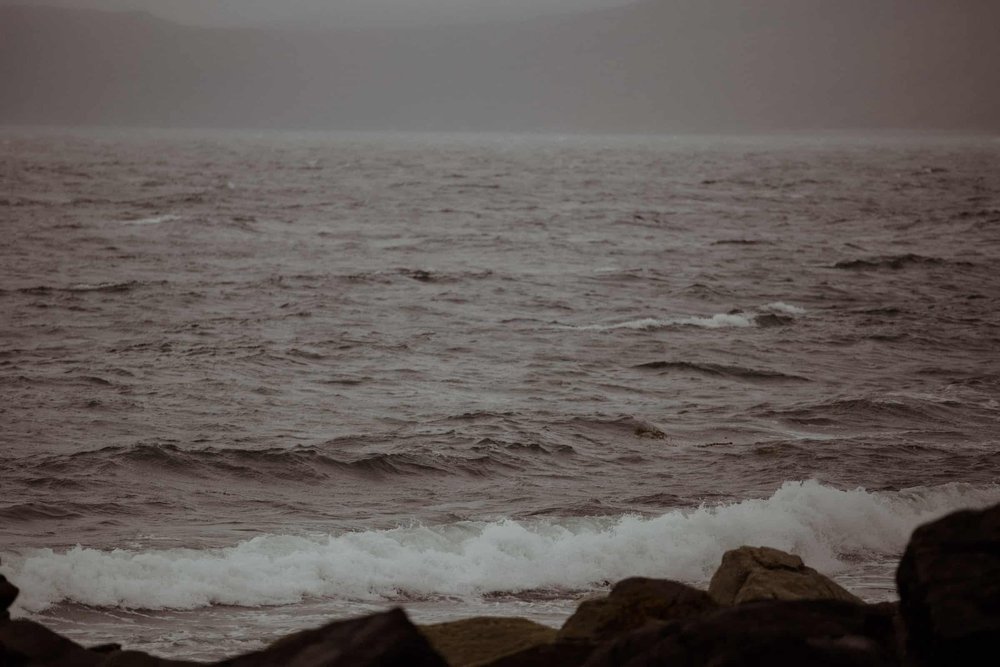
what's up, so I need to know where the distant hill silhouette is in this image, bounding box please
[1,1,998,132]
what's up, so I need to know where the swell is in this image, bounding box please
[833,254,974,271]
[2,440,578,487]
[4,480,998,613]
[633,360,808,382]
[759,393,1000,429]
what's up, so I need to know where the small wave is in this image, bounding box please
[17,280,151,295]
[763,302,807,315]
[833,254,971,271]
[762,394,990,429]
[570,313,754,331]
[4,480,997,613]
[10,442,541,483]
[633,361,808,382]
[711,239,772,246]
[568,303,809,332]
[122,214,181,225]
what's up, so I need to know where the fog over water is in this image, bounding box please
[1,0,999,132]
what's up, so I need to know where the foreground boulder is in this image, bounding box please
[897,503,1000,666]
[558,578,717,643]
[583,599,899,667]
[709,546,861,605]
[217,608,446,667]
[1,619,106,666]
[420,616,556,666]
[1,574,18,622]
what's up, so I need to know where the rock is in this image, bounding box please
[583,599,900,667]
[420,616,556,666]
[896,503,1000,666]
[558,578,717,643]
[216,607,446,667]
[477,640,596,667]
[1,574,18,621]
[0,618,104,666]
[101,650,200,666]
[709,546,861,605]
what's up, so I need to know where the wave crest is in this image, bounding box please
[4,480,997,613]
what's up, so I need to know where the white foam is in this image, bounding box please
[4,480,997,613]
[123,214,181,225]
[675,313,755,328]
[763,302,807,315]
[571,313,754,331]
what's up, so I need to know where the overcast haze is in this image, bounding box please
[1,0,998,133]
[0,0,638,27]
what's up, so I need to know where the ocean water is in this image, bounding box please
[1,128,999,660]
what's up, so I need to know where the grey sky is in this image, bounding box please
[1,0,639,26]
[3,0,998,132]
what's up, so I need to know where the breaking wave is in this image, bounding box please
[5,480,998,613]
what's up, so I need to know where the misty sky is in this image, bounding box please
[3,0,999,132]
[1,0,638,26]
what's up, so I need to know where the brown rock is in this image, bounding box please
[420,616,556,666]
[896,503,1000,666]
[709,546,861,605]
[558,578,717,643]
[216,607,446,667]
[582,599,900,667]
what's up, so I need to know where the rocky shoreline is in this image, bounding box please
[3,503,997,666]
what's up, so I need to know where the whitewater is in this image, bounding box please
[1,128,998,659]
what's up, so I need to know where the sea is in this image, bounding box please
[1,127,998,661]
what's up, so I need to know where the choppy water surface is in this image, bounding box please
[1,128,999,659]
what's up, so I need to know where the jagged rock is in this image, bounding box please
[582,599,900,667]
[1,574,18,622]
[420,616,556,666]
[709,546,861,605]
[896,503,1000,666]
[216,608,446,667]
[0,618,104,666]
[558,578,717,642]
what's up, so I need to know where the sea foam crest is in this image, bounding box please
[573,313,755,331]
[4,480,997,613]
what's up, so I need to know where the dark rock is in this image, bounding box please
[0,618,103,666]
[583,599,900,667]
[896,503,1000,666]
[558,578,717,643]
[1,575,18,621]
[101,650,200,666]
[420,616,556,666]
[216,607,446,667]
[709,546,861,605]
[478,640,596,667]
